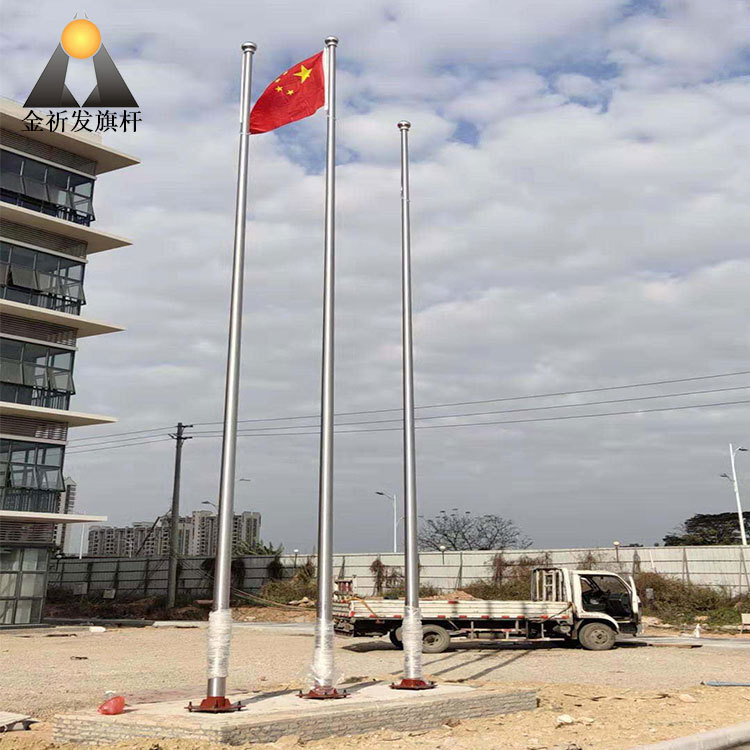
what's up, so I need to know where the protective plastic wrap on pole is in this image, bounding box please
[310,617,335,687]
[402,605,423,680]
[207,608,232,680]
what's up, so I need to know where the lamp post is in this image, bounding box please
[722,443,748,546]
[376,491,398,553]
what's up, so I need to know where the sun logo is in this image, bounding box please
[25,18,138,108]
[61,19,102,59]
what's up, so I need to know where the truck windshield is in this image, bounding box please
[583,575,629,595]
[579,574,633,620]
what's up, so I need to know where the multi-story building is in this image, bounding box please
[191,510,261,557]
[0,98,137,625]
[53,476,77,554]
[87,511,261,558]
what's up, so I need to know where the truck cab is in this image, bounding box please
[533,567,640,648]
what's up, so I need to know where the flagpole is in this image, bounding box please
[188,41,256,714]
[392,121,434,691]
[301,35,346,700]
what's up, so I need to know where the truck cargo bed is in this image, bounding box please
[333,598,573,621]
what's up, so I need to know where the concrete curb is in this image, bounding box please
[629,721,750,750]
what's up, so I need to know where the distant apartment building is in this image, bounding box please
[53,477,76,554]
[0,98,138,625]
[87,510,261,558]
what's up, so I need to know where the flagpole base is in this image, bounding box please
[298,686,349,700]
[390,678,436,690]
[186,696,244,713]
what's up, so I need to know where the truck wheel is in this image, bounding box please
[578,622,616,651]
[389,628,404,649]
[422,625,451,653]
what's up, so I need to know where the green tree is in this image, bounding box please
[663,512,749,546]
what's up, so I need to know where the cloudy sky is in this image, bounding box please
[3,0,749,554]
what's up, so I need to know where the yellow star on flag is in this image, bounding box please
[287,89,294,95]
[294,64,312,83]
[275,86,283,92]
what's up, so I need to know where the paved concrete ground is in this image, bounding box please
[3,626,750,750]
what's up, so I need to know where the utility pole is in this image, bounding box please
[167,422,192,608]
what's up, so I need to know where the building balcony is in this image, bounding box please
[0,298,124,338]
[0,401,117,428]
[1,189,93,226]
[0,203,130,255]
[0,487,60,514]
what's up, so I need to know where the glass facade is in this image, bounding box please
[0,547,48,625]
[0,241,86,314]
[0,150,95,226]
[0,439,65,513]
[0,337,75,409]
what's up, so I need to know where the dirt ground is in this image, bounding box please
[1,626,749,749]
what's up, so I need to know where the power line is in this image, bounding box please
[68,425,174,444]
[68,433,178,449]
[62,369,750,446]
[189,384,750,434]
[190,398,750,438]
[192,368,750,425]
[64,398,750,456]
[66,437,173,455]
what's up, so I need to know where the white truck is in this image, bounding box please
[333,567,640,652]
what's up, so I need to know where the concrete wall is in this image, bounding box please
[47,545,750,599]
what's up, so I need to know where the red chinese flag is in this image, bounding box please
[250,51,325,134]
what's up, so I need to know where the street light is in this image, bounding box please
[376,491,398,553]
[722,444,748,546]
[201,500,218,511]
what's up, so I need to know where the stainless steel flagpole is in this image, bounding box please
[392,121,434,691]
[301,35,346,700]
[188,41,256,714]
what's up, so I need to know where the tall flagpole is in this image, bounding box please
[393,121,434,691]
[301,35,346,700]
[189,41,256,714]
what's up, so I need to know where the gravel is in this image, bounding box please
[2,626,748,749]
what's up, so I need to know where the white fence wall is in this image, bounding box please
[47,545,750,599]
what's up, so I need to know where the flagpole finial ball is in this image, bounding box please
[325,36,339,47]
[241,42,257,53]
[398,120,411,131]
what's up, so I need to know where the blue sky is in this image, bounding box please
[2,0,750,553]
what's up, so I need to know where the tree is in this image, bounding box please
[663,512,749,546]
[418,510,531,551]
[233,539,282,556]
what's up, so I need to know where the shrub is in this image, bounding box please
[259,565,317,604]
[634,571,748,627]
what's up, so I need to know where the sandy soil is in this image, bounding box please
[1,626,748,749]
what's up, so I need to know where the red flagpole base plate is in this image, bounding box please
[297,686,349,700]
[186,696,244,713]
[390,678,436,690]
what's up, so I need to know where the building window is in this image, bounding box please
[0,546,48,625]
[0,337,75,409]
[0,438,64,513]
[0,240,86,315]
[0,150,95,226]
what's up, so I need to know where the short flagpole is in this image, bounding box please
[187,41,256,714]
[392,121,435,691]
[300,35,347,700]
